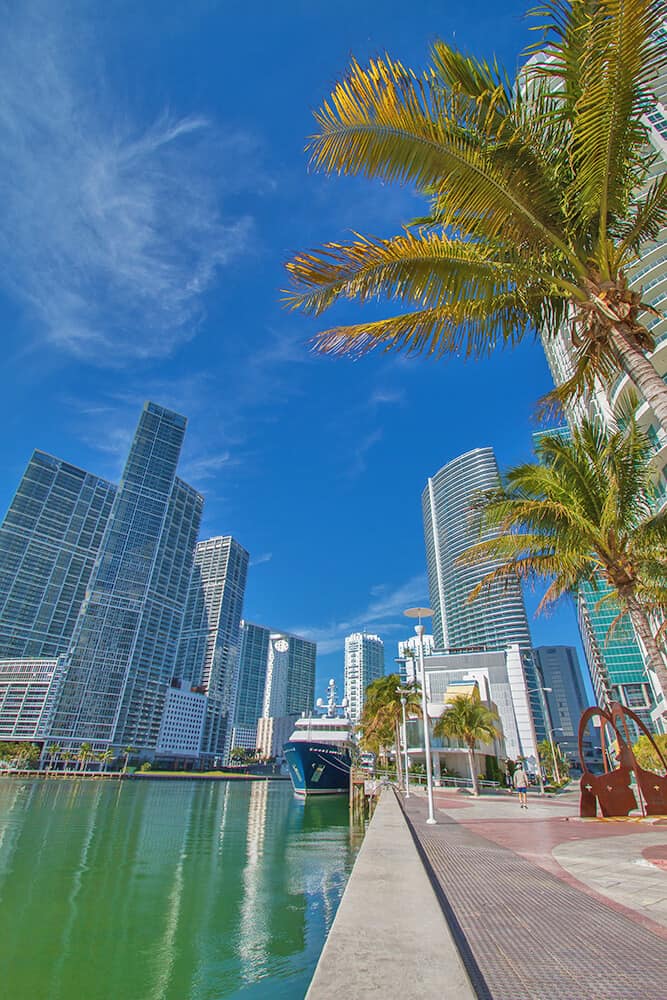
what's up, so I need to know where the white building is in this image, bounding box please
[0,658,60,743]
[398,635,435,684]
[419,644,539,766]
[256,715,298,762]
[344,632,385,725]
[155,686,207,759]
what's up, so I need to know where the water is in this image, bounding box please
[0,779,359,1000]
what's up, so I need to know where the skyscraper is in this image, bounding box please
[0,452,116,660]
[234,621,271,730]
[534,645,590,761]
[344,632,384,725]
[48,403,203,751]
[422,447,545,738]
[261,631,317,719]
[176,536,249,760]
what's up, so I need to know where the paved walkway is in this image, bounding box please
[402,787,667,999]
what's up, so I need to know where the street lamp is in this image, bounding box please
[526,684,547,796]
[404,607,436,825]
[396,685,411,799]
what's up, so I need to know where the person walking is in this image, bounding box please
[513,763,529,809]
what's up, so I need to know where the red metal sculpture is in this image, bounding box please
[578,702,667,818]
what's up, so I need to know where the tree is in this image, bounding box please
[433,692,500,796]
[230,747,249,764]
[459,417,667,703]
[45,743,62,772]
[633,733,667,771]
[122,746,137,775]
[77,743,94,773]
[61,750,73,772]
[359,674,422,787]
[538,739,568,784]
[284,3,667,432]
[98,749,115,773]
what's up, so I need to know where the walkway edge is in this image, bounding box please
[306,789,477,1000]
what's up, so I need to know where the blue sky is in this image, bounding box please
[0,0,589,696]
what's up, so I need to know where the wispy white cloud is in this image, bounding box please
[291,573,429,655]
[249,552,272,568]
[0,2,257,364]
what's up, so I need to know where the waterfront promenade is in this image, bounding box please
[310,785,667,999]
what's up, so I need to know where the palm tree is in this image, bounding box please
[284,3,667,431]
[99,749,115,773]
[122,746,136,775]
[77,743,94,773]
[459,417,667,701]
[433,693,500,796]
[359,674,422,787]
[45,743,62,772]
[61,750,73,772]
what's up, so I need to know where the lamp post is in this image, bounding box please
[396,687,411,798]
[404,607,436,825]
[525,684,546,797]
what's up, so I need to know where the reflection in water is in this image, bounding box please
[0,779,357,1000]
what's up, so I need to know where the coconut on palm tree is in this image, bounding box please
[434,692,500,796]
[459,417,667,701]
[285,2,667,430]
[359,674,422,786]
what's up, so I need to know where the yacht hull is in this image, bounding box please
[284,741,351,796]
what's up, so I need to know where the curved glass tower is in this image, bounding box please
[422,447,532,653]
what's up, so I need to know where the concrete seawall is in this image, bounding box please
[306,790,476,999]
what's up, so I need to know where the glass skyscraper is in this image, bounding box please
[234,621,271,729]
[176,536,249,760]
[48,403,203,750]
[0,452,116,659]
[422,447,545,738]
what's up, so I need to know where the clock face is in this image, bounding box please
[274,639,289,653]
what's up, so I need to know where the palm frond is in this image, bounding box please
[308,55,577,261]
[615,173,667,261]
[529,0,667,266]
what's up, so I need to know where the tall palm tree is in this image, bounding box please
[360,673,422,787]
[98,749,115,773]
[61,750,73,772]
[459,417,667,701]
[122,746,137,775]
[284,2,667,430]
[433,693,500,796]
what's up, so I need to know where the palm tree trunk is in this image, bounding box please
[467,741,479,796]
[394,719,403,790]
[624,593,667,711]
[610,326,667,434]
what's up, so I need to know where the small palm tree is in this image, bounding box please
[99,749,115,773]
[360,674,422,788]
[434,693,500,796]
[459,417,667,702]
[285,4,667,430]
[45,743,62,771]
[122,746,137,775]
[61,750,73,772]
[77,743,94,773]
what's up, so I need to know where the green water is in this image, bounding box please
[0,779,359,1000]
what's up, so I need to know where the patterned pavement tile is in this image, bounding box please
[402,794,667,999]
